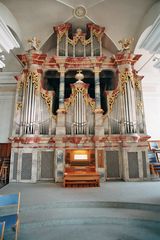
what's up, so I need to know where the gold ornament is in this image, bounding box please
[118,38,134,52]
[41,92,52,111]
[107,89,119,113]
[16,102,22,110]
[28,37,41,50]
[64,82,95,112]
[137,101,143,113]
[134,74,142,90]
[27,71,40,91]
[119,70,134,94]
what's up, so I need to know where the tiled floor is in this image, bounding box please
[1,181,160,240]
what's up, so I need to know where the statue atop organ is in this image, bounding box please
[9,22,150,185]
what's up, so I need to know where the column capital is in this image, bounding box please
[59,66,66,76]
[93,66,101,74]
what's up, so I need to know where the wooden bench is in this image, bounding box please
[0,192,21,240]
[0,222,5,240]
[64,171,100,187]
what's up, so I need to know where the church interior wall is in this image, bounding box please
[0,1,160,187]
[143,96,160,140]
[0,91,15,142]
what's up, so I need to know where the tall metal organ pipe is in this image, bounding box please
[73,71,87,135]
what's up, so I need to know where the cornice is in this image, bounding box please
[139,15,160,53]
[0,16,20,53]
[0,71,20,84]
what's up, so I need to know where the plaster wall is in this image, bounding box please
[143,95,160,140]
[0,2,21,41]
[0,91,15,142]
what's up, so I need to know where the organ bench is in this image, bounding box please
[64,166,100,187]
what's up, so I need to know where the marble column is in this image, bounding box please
[56,66,66,135]
[94,67,101,109]
[94,67,104,135]
[59,69,65,109]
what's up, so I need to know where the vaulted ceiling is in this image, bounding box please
[0,0,157,49]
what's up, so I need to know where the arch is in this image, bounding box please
[0,2,22,42]
[135,1,160,52]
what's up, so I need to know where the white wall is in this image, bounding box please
[0,92,15,143]
[143,96,160,140]
[0,2,21,41]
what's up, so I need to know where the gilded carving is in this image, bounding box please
[137,101,143,113]
[41,92,51,111]
[27,71,40,91]
[119,70,134,93]
[106,69,134,113]
[88,23,105,40]
[68,28,91,46]
[64,82,95,112]
[134,74,142,90]
[16,102,22,110]
[28,37,41,51]
[40,89,54,112]
[118,38,134,51]
[17,79,23,91]
[54,23,71,40]
[107,89,119,113]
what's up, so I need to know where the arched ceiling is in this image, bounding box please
[0,0,160,138]
[0,0,157,50]
[0,0,159,87]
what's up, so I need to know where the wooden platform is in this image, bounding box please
[64,168,100,187]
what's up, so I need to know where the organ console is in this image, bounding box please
[64,149,100,187]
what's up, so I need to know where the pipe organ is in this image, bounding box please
[65,71,95,135]
[54,23,104,57]
[9,23,150,184]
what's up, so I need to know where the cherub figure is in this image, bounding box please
[118,38,134,51]
[28,37,41,50]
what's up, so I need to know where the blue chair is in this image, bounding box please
[0,222,5,240]
[149,141,160,151]
[148,151,157,163]
[0,193,20,240]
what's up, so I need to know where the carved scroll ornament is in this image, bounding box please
[119,70,134,94]
[41,88,54,112]
[64,82,95,112]
[107,89,119,113]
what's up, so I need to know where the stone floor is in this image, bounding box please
[1,181,160,240]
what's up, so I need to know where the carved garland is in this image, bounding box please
[16,102,22,110]
[27,71,40,91]
[107,70,134,113]
[17,78,24,91]
[134,74,142,90]
[107,89,119,113]
[68,36,91,46]
[26,71,53,113]
[119,70,134,94]
[41,92,51,111]
[16,75,24,110]
[40,89,54,112]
